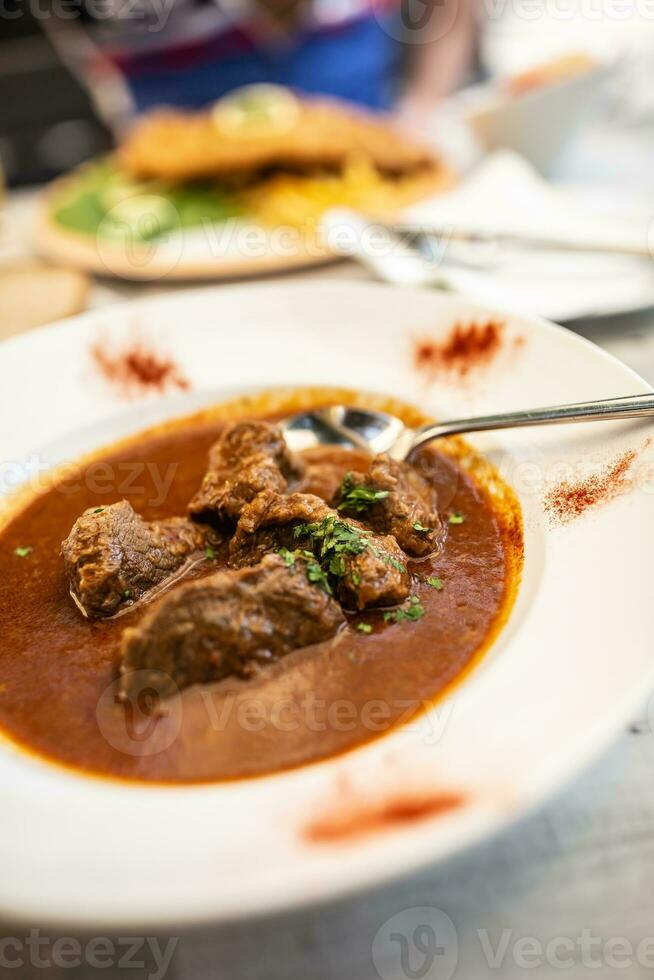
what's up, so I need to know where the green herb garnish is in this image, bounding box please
[123,589,132,600]
[329,554,347,577]
[412,521,431,534]
[448,512,465,525]
[205,546,216,561]
[381,552,407,573]
[278,547,332,594]
[305,559,333,596]
[384,596,426,624]
[357,622,373,634]
[293,515,406,593]
[93,507,104,514]
[294,516,371,563]
[337,473,389,513]
[277,548,295,568]
[13,546,32,558]
[426,576,444,591]
[278,547,295,567]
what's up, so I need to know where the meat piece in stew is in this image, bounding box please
[335,454,442,557]
[120,553,345,698]
[188,420,302,524]
[230,490,410,610]
[228,490,332,567]
[295,460,349,502]
[62,500,206,618]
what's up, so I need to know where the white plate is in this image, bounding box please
[35,169,450,283]
[0,281,653,927]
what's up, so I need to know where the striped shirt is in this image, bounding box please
[73,0,402,112]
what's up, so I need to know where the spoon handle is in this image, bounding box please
[409,393,654,454]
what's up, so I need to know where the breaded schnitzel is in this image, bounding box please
[119,99,437,183]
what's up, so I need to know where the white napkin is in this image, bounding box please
[403,150,651,255]
[340,151,654,322]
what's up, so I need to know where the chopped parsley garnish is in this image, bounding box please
[337,473,390,513]
[278,547,296,567]
[13,546,32,558]
[381,552,407,573]
[357,622,373,634]
[384,596,426,624]
[205,546,216,561]
[448,512,465,525]
[329,554,347,577]
[305,559,333,596]
[292,515,406,594]
[278,546,333,595]
[93,507,104,514]
[123,589,132,600]
[294,516,371,567]
[426,576,444,591]
[412,521,431,534]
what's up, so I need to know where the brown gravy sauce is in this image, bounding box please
[0,388,522,784]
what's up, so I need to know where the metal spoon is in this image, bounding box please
[282,394,654,461]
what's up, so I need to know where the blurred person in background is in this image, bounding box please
[43,0,476,132]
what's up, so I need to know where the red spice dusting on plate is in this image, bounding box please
[414,320,518,382]
[91,336,189,398]
[303,790,464,844]
[543,449,638,525]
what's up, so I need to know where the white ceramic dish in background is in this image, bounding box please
[461,61,611,175]
[0,281,653,928]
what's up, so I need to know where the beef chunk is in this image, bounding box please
[229,490,332,567]
[62,500,206,619]
[188,420,302,524]
[120,553,345,698]
[335,454,442,557]
[335,528,409,611]
[230,491,409,610]
[295,460,350,503]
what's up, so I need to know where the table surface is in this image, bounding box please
[2,144,654,979]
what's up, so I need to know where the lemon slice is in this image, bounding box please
[211,84,300,139]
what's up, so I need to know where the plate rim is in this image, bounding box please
[0,279,652,928]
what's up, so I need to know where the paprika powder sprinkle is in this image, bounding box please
[304,790,465,843]
[91,337,189,397]
[543,449,637,525]
[413,320,510,381]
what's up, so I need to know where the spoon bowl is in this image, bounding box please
[282,405,405,455]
